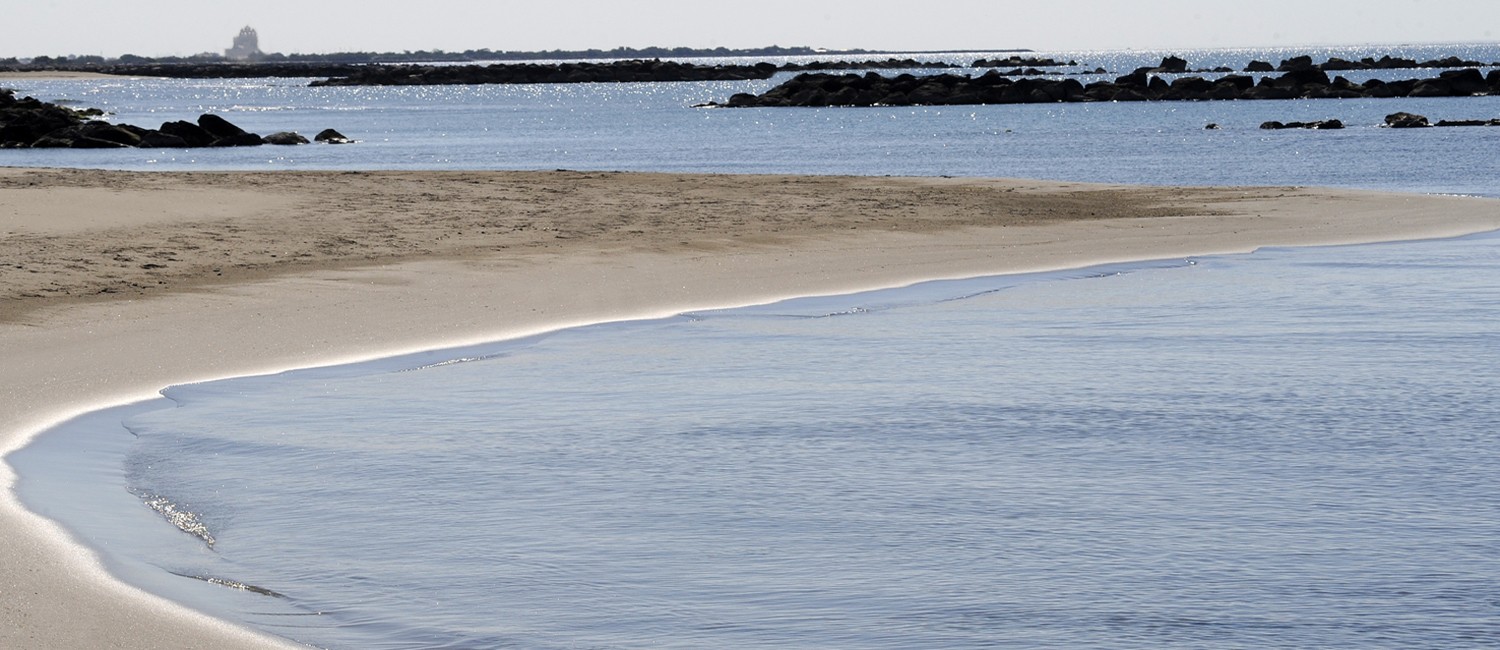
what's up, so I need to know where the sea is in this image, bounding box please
[7,45,1500,649]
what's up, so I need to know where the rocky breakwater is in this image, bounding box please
[1,88,349,148]
[310,59,776,86]
[713,67,1500,108]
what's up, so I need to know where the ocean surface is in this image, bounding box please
[5,44,1500,195]
[8,45,1500,649]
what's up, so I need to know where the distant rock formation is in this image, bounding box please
[309,59,777,86]
[711,67,1500,108]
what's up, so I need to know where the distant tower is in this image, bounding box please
[225,26,263,61]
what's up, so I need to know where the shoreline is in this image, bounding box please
[5,168,1500,648]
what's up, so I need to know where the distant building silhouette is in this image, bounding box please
[225,26,263,61]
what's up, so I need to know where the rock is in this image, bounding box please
[1434,119,1496,127]
[263,131,310,145]
[1385,112,1431,128]
[137,130,190,148]
[1260,119,1344,130]
[1245,60,1275,72]
[158,120,215,147]
[210,132,266,147]
[1278,55,1316,71]
[1156,56,1189,73]
[310,59,778,86]
[1204,123,1220,130]
[197,113,250,138]
[314,128,353,144]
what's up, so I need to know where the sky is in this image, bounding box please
[4,0,1499,59]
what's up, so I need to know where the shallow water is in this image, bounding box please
[17,232,1500,649]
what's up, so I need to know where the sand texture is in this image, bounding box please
[3,167,1500,648]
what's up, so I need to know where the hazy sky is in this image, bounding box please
[5,0,1499,59]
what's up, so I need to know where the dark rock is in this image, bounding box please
[1245,60,1275,72]
[137,130,190,148]
[1278,56,1316,71]
[1204,123,1220,130]
[1260,119,1343,130]
[263,131,310,145]
[210,132,266,147]
[1440,68,1487,95]
[314,128,354,144]
[1385,112,1431,128]
[310,59,778,86]
[78,121,142,146]
[1155,56,1189,73]
[1410,79,1455,97]
[197,114,250,138]
[158,120,215,147]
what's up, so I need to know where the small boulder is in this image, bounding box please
[314,128,354,144]
[263,131,310,145]
[1384,112,1431,128]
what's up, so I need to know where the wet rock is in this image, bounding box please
[314,128,354,144]
[1384,112,1431,128]
[263,131,310,145]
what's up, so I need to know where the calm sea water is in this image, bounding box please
[5,45,1500,195]
[10,45,1500,649]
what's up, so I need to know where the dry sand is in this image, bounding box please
[3,166,1500,648]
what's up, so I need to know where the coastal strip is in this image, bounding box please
[4,168,1500,649]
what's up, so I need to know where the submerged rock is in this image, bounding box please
[314,128,354,144]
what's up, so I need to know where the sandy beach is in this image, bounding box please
[4,166,1500,648]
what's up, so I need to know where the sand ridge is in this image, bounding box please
[2,167,1288,323]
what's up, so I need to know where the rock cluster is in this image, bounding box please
[1260,119,1345,130]
[780,59,961,72]
[972,56,1076,68]
[714,67,1500,108]
[1251,55,1495,73]
[310,59,777,86]
[1381,112,1500,128]
[1,88,345,148]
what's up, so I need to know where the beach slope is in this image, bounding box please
[4,168,1499,648]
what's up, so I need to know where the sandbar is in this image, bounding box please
[4,167,1500,648]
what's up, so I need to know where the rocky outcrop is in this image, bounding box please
[309,59,777,86]
[1260,119,1344,130]
[1268,54,1495,72]
[782,59,962,71]
[263,131,311,145]
[712,67,1500,108]
[972,56,1076,68]
[1384,112,1431,128]
[1,88,348,148]
[314,128,354,144]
